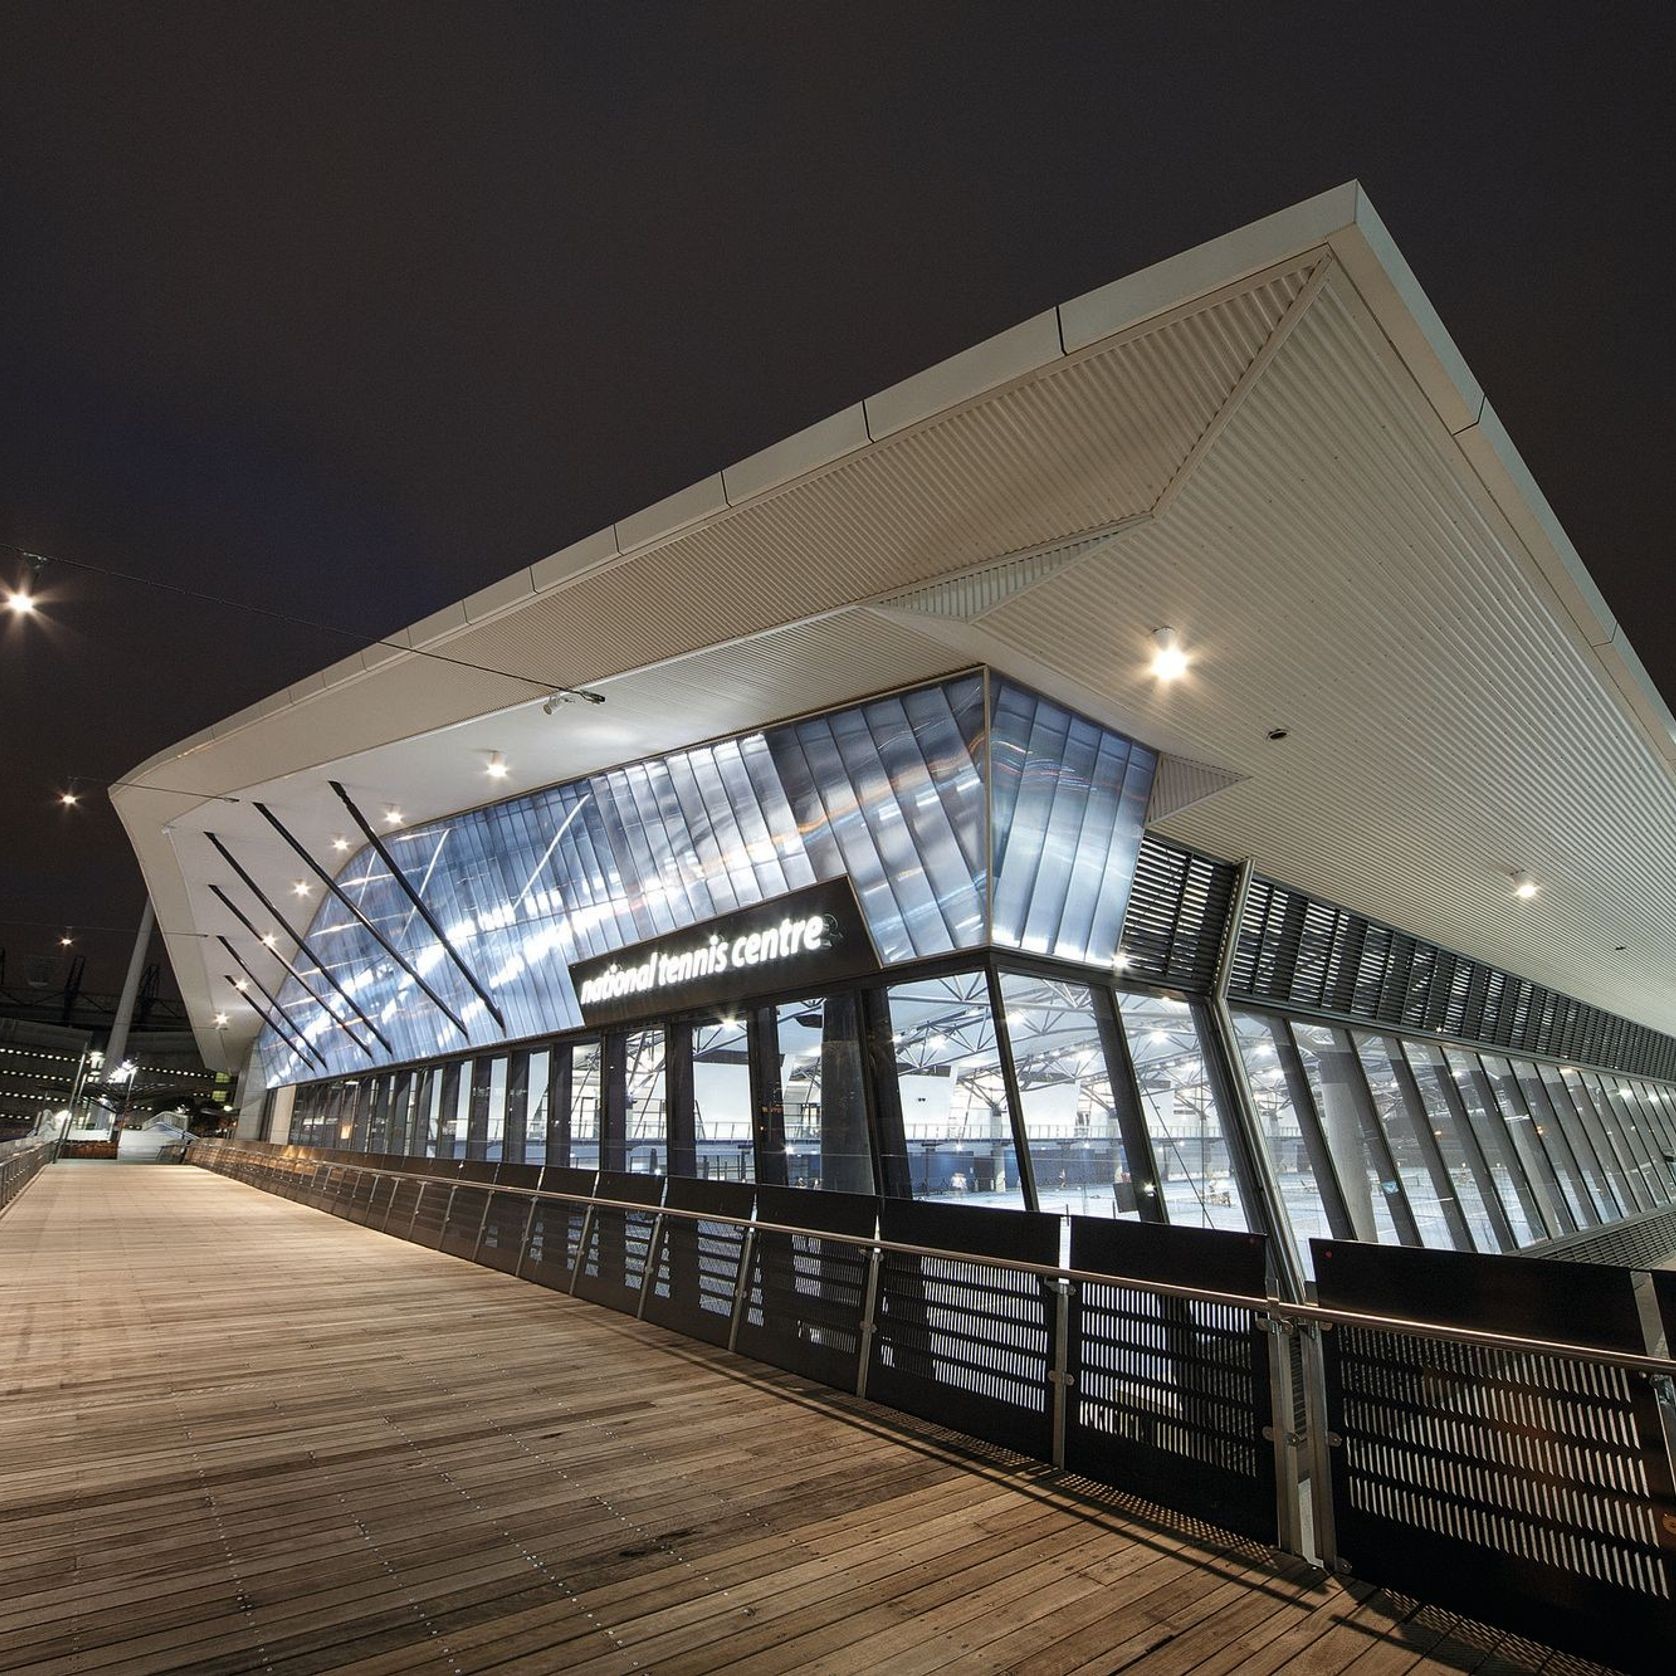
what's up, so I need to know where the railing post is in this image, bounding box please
[636,1213,666,1319]
[1298,1319,1341,1573]
[1263,1313,1308,1559]
[512,1195,540,1279]
[855,1246,883,1400]
[727,1226,757,1353]
[469,1191,495,1265]
[569,1204,595,1295]
[1050,1278,1073,1468]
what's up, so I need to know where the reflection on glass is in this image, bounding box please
[1120,993,1246,1231]
[1441,1049,1547,1244]
[1292,1022,1406,1245]
[1538,1065,1627,1215]
[1352,1033,1471,1250]
[771,996,873,1193]
[1001,975,1137,1222]
[623,1029,667,1175]
[1619,1081,1676,1197]
[883,971,1025,1208]
[1231,1011,1336,1273]
[689,1016,754,1182]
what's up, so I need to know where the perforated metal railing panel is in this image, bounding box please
[1313,1239,1676,1673]
[643,1178,755,1346]
[868,1200,1059,1458]
[737,1185,878,1391]
[1066,1219,1276,1543]
[521,1167,596,1292]
[439,1185,493,1260]
[406,1180,453,1249]
[574,1170,663,1314]
[476,1191,533,1274]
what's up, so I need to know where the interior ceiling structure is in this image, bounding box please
[113,183,1676,1072]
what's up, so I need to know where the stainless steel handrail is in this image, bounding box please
[194,1141,1676,1379]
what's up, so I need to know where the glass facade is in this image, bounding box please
[255,673,1154,1085]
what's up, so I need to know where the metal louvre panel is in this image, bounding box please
[736,1185,878,1391]
[642,1179,754,1346]
[1232,876,1676,1082]
[1115,835,1237,991]
[573,1170,663,1314]
[1066,1218,1276,1543]
[867,1200,1059,1460]
[1314,1239,1676,1673]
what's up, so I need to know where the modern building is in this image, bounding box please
[113,183,1676,1299]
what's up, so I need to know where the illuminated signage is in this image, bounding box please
[569,879,877,1027]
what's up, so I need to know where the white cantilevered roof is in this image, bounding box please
[113,182,1676,1073]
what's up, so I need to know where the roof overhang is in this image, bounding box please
[112,183,1676,1072]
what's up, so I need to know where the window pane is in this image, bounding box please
[1584,1071,1658,1207]
[1517,1061,1619,1222]
[1119,992,1247,1231]
[1397,1041,1507,1252]
[1231,1010,1337,1273]
[883,971,1026,1207]
[1352,1033,1472,1250]
[1479,1055,1583,1233]
[623,1028,667,1176]
[1538,1065,1627,1216]
[1623,1083,1676,1198]
[569,1038,602,1171]
[1441,1049,1547,1244]
[1291,1022,1406,1245]
[520,1051,548,1165]
[1000,975,1139,1222]
[485,1057,509,1161]
[1499,1057,1599,1226]
[691,1016,754,1182]
[771,996,873,1193]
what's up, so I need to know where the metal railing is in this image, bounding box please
[189,1138,1676,1673]
[0,1138,53,1216]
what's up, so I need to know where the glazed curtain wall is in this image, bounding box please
[282,962,1253,1236]
[255,674,1156,1085]
[1230,1007,1676,1276]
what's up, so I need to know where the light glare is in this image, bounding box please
[5,590,36,615]
[1149,627,1189,681]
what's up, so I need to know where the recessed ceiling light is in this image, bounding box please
[1149,627,1189,681]
[59,790,79,806]
[292,880,311,897]
[1511,871,1538,899]
[486,751,509,779]
[331,835,349,852]
[262,933,277,947]
[213,1013,228,1028]
[384,807,403,826]
[5,590,36,615]
[59,935,72,947]
[233,978,248,991]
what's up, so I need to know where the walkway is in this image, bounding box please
[0,1165,1614,1675]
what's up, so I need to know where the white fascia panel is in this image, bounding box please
[722,405,871,503]
[615,475,729,552]
[532,526,620,592]
[1324,188,1485,436]
[863,310,1064,439]
[463,567,538,622]
[1059,182,1358,353]
[406,600,471,647]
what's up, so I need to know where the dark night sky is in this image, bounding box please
[2,2,1673,995]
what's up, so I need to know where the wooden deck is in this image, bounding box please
[0,1164,1614,1676]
